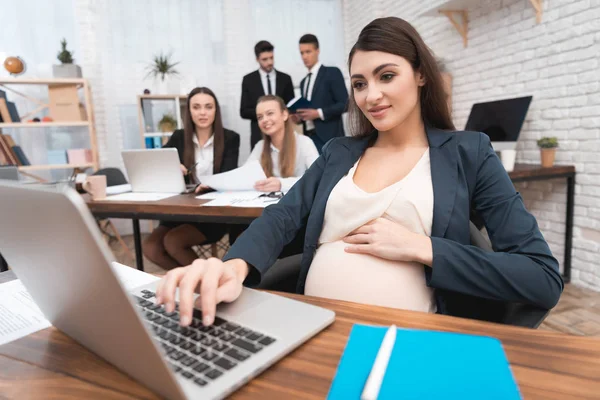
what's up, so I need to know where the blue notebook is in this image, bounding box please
[327,325,521,400]
[286,96,313,112]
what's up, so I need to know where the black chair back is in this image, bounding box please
[93,168,128,187]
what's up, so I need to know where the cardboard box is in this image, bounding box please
[48,84,87,122]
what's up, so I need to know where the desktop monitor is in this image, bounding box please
[464,96,533,151]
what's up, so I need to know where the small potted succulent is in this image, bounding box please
[158,114,177,133]
[53,39,82,78]
[537,137,558,168]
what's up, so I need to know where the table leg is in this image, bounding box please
[564,175,575,283]
[132,219,144,271]
[0,253,8,273]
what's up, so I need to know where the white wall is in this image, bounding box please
[343,0,600,290]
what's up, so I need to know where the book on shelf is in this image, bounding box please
[0,99,11,123]
[11,146,30,165]
[0,141,8,165]
[2,135,29,166]
[0,134,18,165]
[144,136,163,149]
[6,102,20,122]
[47,150,68,165]
[66,148,93,164]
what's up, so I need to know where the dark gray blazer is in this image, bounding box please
[223,127,563,320]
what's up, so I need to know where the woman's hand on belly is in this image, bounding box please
[342,218,433,266]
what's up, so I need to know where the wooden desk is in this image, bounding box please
[0,271,598,399]
[509,164,576,283]
[86,194,263,271]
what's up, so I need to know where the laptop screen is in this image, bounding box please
[464,96,533,142]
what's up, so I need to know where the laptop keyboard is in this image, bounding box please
[134,290,277,388]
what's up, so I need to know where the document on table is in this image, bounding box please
[106,184,132,195]
[110,261,161,290]
[197,161,267,192]
[196,190,280,208]
[0,262,160,346]
[103,192,177,202]
[0,280,51,346]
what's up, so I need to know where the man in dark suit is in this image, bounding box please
[240,40,295,149]
[294,34,348,152]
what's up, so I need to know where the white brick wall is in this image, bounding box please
[342,0,600,290]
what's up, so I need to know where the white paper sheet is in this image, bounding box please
[0,262,160,345]
[0,280,51,346]
[103,192,176,202]
[106,184,132,195]
[196,190,279,208]
[197,161,267,191]
[110,261,161,290]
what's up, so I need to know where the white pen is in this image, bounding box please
[361,325,397,400]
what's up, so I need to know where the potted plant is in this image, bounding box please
[537,137,558,168]
[53,39,82,78]
[158,114,177,133]
[145,51,180,93]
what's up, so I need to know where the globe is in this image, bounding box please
[4,57,26,76]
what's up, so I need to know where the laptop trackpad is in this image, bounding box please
[217,289,267,317]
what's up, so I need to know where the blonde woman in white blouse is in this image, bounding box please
[246,95,319,193]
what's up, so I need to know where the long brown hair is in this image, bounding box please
[347,17,455,138]
[256,95,297,178]
[182,87,225,177]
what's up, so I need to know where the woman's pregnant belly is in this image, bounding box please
[304,240,435,313]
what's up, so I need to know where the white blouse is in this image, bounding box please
[245,133,319,192]
[304,149,436,313]
[193,134,214,177]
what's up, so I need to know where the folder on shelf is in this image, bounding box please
[0,135,18,165]
[327,324,521,400]
[0,99,12,123]
[11,146,30,166]
[6,102,20,123]
[3,135,27,166]
[47,150,68,165]
[66,149,93,165]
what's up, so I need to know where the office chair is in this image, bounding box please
[91,168,134,261]
[257,222,550,328]
[94,167,128,186]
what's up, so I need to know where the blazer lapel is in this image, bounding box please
[309,66,325,100]
[428,127,458,238]
[254,71,265,96]
[275,72,285,97]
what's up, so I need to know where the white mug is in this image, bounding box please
[501,149,516,172]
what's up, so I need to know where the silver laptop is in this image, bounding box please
[122,148,188,193]
[0,166,19,181]
[0,182,335,400]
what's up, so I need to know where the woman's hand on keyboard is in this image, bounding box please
[155,258,249,327]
